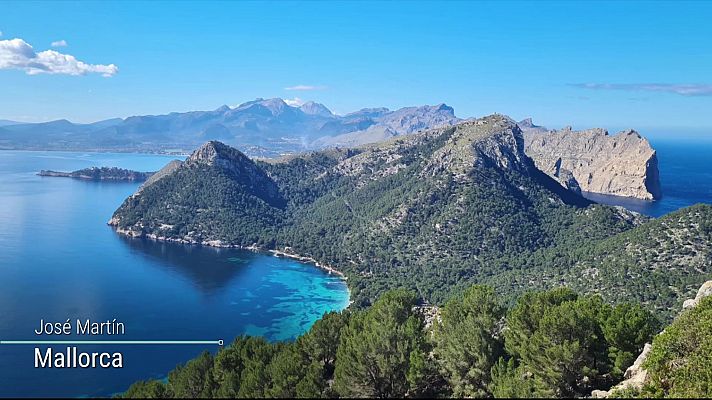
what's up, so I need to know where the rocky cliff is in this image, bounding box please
[521,123,662,200]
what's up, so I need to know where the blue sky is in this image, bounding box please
[1,0,712,133]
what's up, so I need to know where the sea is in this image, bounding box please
[0,150,350,397]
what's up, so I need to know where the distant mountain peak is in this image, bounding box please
[345,107,390,118]
[432,103,455,113]
[2,98,466,157]
[299,101,333,117]
[229,97,292,117]
[518,118,536,128]
[260,98,293,115]
[236,98,264,108]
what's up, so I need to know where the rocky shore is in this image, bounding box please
[268,247,346,278]
[109,220,348,280]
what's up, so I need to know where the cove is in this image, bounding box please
[0,150,350,397]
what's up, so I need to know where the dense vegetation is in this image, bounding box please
[38,166,154,181]
[612,295,712,398]
[111,116,712,318]
[120,285,666,398]
[484,204,712,319]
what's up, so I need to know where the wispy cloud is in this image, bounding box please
[285,84,326,91]
[51,39,68,48]
[570,83,712,97]
[0,38,118,77]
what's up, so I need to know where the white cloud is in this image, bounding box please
[284,97,306,106]
[0,38,118,77]
[570,83,712,97]
[51,39,68,47]
[285,84,326,91]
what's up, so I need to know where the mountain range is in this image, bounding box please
[2,98,661,199]
[0,98,459,157]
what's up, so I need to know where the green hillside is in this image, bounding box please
[111,115,712,315]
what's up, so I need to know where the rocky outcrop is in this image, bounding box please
[424,116,533,176]
[182,141,284,207]
[593,280,712,398]
[682,280,712,309]
[556,168,582,195]
[592,343,652,398]
[522,124,662,200]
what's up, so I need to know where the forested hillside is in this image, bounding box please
[484,204,712,319]
[119,285,663,398]
[110,115,712,315]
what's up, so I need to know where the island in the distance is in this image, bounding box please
[38,166,154,181]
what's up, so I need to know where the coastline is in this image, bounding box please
[110,221,352,302]
[267,247,346,278]
[0,147,191,157]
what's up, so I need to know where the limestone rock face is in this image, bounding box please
[682,280,712,309]
[422,115,533,178]
[556,168,582,195]
[522,125,662,200]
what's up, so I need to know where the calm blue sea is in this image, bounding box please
[0,151,349,397]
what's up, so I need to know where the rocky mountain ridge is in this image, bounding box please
[109,114,711,312]
[185,140,284,207]
[1,100,663,201]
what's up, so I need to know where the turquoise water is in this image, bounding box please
[0,151,349,397]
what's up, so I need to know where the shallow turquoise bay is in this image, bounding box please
[0,151,349,397]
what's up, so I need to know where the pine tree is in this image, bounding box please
[333,290,427,397]
[433,285,504,397]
